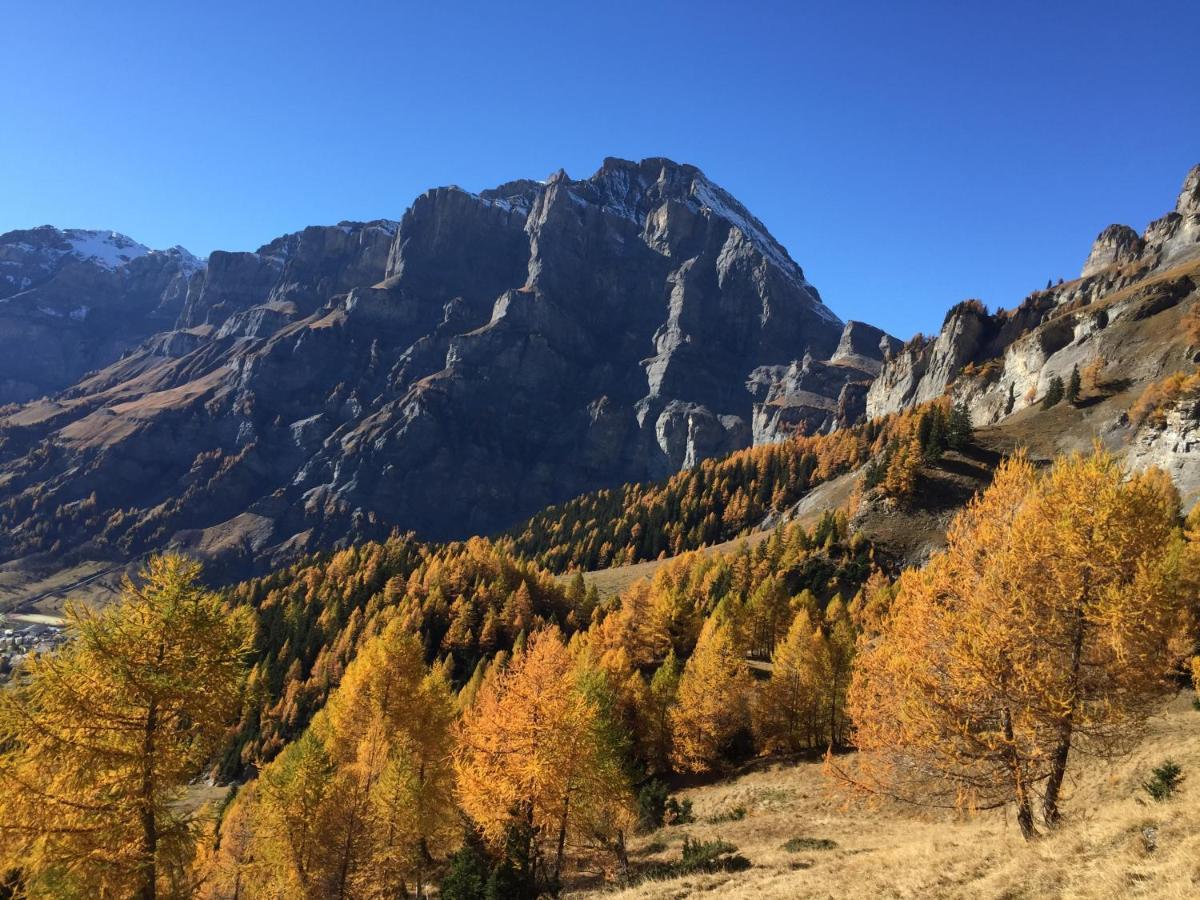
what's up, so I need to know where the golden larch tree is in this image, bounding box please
[228,618,458,899]
[669,617,752,772]
[454,627,633,890]
[0,553,252,900]
[753,609,826,753]
[844,451,1190,839]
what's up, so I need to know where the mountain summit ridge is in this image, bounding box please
[0,156,865,579]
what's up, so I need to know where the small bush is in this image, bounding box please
[1144,760,1184,801]
[782,836,838,852]
[636,779,668,832]
[629,837,750,886]
[1129,370,1200,428]
[664,797,694,825]
[707,804,747,824]
[439,837,491,900]
[679,837,748,872]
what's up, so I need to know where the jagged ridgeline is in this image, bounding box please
[1,159,1197,588]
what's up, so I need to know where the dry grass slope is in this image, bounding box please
[579,693,1200,899]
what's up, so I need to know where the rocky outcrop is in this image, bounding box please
[866,302,991,418]
[0,227,203,403]
[830,320,899,375]
[5,158,1197,582]
[0,157,849,576]
[181,220,397,335]
[1128,397,1200,510]
[865,163,1200,426]
[1081,224,1144,277]
[1143,163,1200,268]
[750,319,896,443]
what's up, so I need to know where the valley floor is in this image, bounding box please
[576,693,1200,899]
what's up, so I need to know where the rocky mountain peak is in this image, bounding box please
[3,158,1200,585]
[0,155,862,575]
[0,226,212,402]
[1141,163,1200,267]
[1081,223,1143,277]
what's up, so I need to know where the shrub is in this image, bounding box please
[706,805,747,824]
[1129,371,1200,428]
[1144,760,1184,801]
[664,797,694,825]
[636,780,669,832]
[782,836,838,852]
[678,837,749,873]
[439,833,492,900]
[630,837,750,885]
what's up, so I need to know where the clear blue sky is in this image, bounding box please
[3,0,1198,337]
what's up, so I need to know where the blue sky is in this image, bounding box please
[3,0,1197,337]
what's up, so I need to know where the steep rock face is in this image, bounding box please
[0,157,848,576]
[1144,164,1200,267]
[866,302,992,417]
[751,320,896,443]
[830,320,900,375]
[1128,397,1200,510]
[0,227,203,403]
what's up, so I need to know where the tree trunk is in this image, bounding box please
[1002,705,1037,841]
[335,786,365,900]
[614,829,629,883]
[1043,725,1074,827]
[829,670,839,748]
[553,793,570,886]
[522,801,537,894]
[138,698,158,900]
[1043,606,1085,827]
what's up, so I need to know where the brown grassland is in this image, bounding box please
[578,692,1200,900]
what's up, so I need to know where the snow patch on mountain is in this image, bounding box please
[690,178,841,325]
[64,230,151,269]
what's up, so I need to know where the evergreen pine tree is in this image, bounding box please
[440,829,492,900]
[1066,364,1081,405]
[946,402,973,450]
[1042,375,1065,409]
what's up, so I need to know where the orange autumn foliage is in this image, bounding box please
[844,451,1192,840]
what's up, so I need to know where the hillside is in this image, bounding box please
[573,354,1184,599]
[578,693,1200,900]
